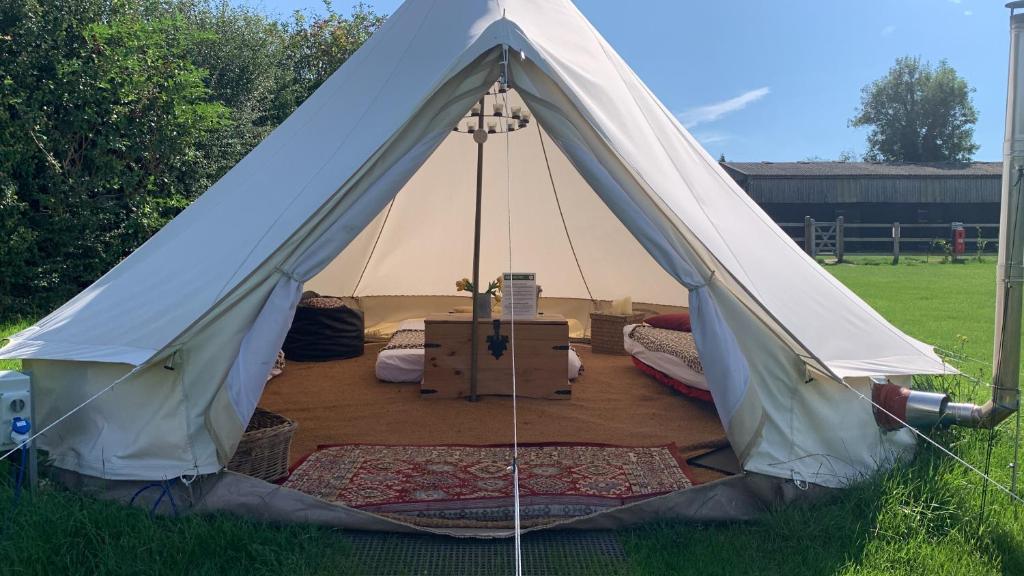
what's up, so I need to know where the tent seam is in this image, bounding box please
[212,0,441,302]
[534,122,596,304]
[351,198,398,297]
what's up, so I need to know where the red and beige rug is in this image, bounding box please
[282,443,694,528]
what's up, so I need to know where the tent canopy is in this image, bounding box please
[2,0,947,491]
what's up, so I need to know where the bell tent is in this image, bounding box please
[0,0,952,532]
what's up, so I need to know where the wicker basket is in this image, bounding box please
[590,312,645,355]
[226,408,297,482]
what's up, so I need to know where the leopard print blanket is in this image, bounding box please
[299,296,347,309]
[382,329,425,351]
[628,325,703,374]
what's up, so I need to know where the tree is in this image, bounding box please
[0,0,387,318]
[837,149,859,163]
[850,57,978,163]
[282,1,387,103]
[803,151,860,162]
[0,2,232,315]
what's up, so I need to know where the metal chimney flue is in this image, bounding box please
[979,2,1024,428]
[934,2,1024,429]
[872,5,1024,432]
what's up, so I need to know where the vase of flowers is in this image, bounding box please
[456,275,503,319]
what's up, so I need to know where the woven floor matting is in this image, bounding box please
[260,343,729,488]
[341,530,628,576]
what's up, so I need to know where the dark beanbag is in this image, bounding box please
[283,297,364,361]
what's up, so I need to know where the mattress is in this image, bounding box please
[375,319,584,383]
[623,324,708,392]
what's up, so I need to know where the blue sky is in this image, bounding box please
[239,0,1009,161]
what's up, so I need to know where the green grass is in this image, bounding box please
[0,319,30,372]
[827,256,998,376]
[1,261,1023,575]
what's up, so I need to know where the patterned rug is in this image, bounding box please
[283,443,694,528]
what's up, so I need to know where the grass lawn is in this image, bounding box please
[0,319,31,372]
[1,259,1023,575]
[827,254,999,376]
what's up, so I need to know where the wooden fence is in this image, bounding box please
[778,217,999,264]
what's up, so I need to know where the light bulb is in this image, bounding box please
[493,101,505,116]
[471,103,481,115]
[487,120,497,133]
[511,105,522,118]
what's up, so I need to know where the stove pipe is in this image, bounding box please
[871,5,1024,430]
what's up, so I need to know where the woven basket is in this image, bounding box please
[226,408,297,482]
[590,312,645,355]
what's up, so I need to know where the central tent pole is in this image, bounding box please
[469,95,487,402]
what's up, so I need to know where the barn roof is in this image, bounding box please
[722,161,1002,178]
[721,162,1003,204]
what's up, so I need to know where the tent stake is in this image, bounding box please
[469,95,487,402]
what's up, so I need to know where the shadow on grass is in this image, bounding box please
[0,478,359,576]
[620,435,1024,576]
[618,479,883,576]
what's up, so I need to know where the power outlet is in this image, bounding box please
[0,371,31,449]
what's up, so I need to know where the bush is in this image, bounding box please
[0,0,385,321]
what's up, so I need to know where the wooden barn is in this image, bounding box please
[721,161,1002,226]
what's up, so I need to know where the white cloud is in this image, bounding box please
[881,25,896,36]
[692,132,731,145]
[949,0,961,4]
[676,87,771,128]
[964,10,973,16]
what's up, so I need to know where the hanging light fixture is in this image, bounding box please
[451,84,532,136]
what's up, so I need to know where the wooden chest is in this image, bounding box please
[422,313,571,400]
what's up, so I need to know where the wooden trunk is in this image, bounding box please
[422,313,570,400]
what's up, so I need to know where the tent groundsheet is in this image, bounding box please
[48,467,832,537]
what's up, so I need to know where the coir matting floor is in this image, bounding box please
[262,343,729,486]
[340,529,628,575]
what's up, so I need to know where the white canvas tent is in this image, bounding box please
[2,0,952,525]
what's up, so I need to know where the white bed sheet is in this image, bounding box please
[375,319,583,383]
[622,324,709,391]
